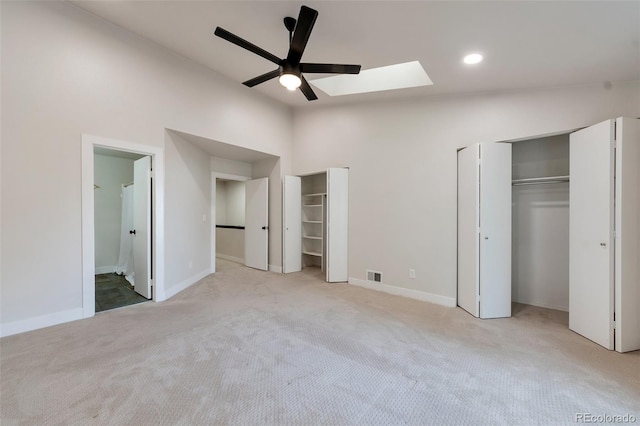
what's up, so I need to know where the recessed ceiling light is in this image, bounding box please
[463,53,483,65]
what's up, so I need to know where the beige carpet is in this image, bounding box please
[1,259,639,425]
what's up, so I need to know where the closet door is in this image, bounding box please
[283,176,302,273]
[245,177,269,271]
[614,117,640,353]
[457,144,480,317]
[326,168,348,282]
[570,120,614,350]
[457,143,511,319]
[479,143,512,319]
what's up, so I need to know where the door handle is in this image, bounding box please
[130,230,136,235]
[600,242,606,247]
[262,226,268,230]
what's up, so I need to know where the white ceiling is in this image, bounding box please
[168,129,278,162]
[71,1,640,108]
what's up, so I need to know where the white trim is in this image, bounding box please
[213,172,251,182]
[95,266,116,275]
[269,264,283,273]
[82,134,166,319]
[348,277,457,307]
[164,269,210,300]
[0,308,84,338]
[216,254,244,264]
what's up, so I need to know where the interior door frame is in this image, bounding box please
[81,134,165,319]
[210,172,251,274]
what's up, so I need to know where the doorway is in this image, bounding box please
[82,134,166,319]
[93,148,152,312]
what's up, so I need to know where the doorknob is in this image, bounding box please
[262,226,268,230]
[130,230,136,235]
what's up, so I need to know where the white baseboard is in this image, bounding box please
[0,307,84,338]
[95,265,115,274]
[348,277,456,308]
[269,264,282,273]
[164,269,210,300]
[512,298,568,312]
[216,254,244,264]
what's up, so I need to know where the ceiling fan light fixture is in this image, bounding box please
[279,72,302,91]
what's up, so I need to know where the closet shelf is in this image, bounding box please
[303,193,326,197]
[512,175,569,186]
[303,235,322,240]
[303,250,322,257]
[303,204,322,207]
[303,220,323,224]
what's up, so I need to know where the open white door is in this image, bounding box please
[133,156,152,299]
[283,176,302,273]
[457,144,480,317]
[479,143,512,319]
[245,177,269,271]
[326,168,348,282]
[615,117,640,353]
[570,120,615,350]
[457,143,511,319]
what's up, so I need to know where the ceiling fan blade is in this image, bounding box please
[299,76,318,101]
[300,63,361,74]
[286,6,318,65]
[243,69,281,87]
[215,27,281,65]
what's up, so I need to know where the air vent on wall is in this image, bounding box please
[367,270,383,283]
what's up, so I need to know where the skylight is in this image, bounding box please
[309,61,433,97]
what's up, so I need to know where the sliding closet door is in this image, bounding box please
[283,176,302,273]
[326,168,348,282]
[457,144,480,317]
[615,117,640,353]
[479,143,512,319]
[570,120,615,350]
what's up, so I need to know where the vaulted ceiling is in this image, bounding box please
[71,1,640,108]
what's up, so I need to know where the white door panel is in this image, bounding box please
[133,156,152,299]
[457,144,480,317]
[245,178,269,271]
[615,117,640,352]
[283,176,302,273]
[570,120,614,350]
[479,143,512,319]
[326,168,348,282]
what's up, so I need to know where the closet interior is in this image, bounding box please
[301,172,327,271]
[512,134,570,312]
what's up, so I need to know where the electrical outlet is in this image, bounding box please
[409,269,416,279]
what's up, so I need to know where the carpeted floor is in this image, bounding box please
[1,259,638,425]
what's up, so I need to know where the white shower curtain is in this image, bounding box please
[114,184,135,284]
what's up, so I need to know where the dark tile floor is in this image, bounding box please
[95,273,149,313]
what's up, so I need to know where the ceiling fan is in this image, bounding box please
[214,5,361,101]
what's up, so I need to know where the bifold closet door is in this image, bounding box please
[245,177,269,271]
[282,176,302,273]
[569,120,614,350]
[614,117,640,352]
[457,143,511,319]
[326,168,348,282]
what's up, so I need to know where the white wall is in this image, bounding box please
[293,81,640,302]
[216,181,228,226]
[216,229,245,263]
[211,157,252,178]
[94,154,135,272]
[164,131,212,294]
[512,135,570,311]
[225,181,245,226]
[0,1,293,331]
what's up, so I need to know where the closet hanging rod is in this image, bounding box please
[512,175,569,186]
